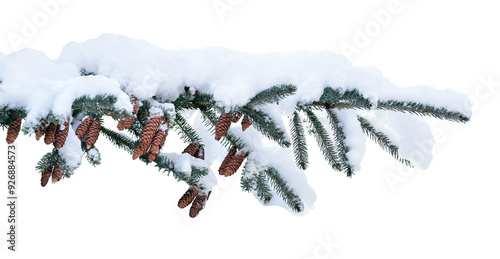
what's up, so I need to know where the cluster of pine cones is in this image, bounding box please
[177,185,211,218]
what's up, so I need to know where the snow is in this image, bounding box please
[58,124,83,173]
[87,148,100,161]
[57,34,471,117]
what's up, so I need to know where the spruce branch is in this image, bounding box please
[263,167,303,213]
[172,113,202,144]
[254,172,273,204]
[241,162,273,204]
[376,100,469,123]
[325,109,354,177]
[241,107,291,148]
[357,116,413,167]
[246,84,297,107]
[304,109,339,171]
[100,126,137,153]
[289,111,308,170]
[318,88,373,110]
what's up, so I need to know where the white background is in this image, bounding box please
[1,0,499,258]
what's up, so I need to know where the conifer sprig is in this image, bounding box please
[376,100,470,123]
[325,109,354,177]
[357,116,413,167]
[289,111,308,170]
[304,109,339,171]
[241,107,291,148]
[246,84,297,107]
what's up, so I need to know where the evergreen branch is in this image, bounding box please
[376,100,470,123]
[246,84,297,107]
[72,95,128,120]
[255,171,273,204]
[100,126,137,153]
[199,107,245,150]
[325,109,353,177]
[318,88,373,110]
[357,116,413,167]
[241,107,291,148]
[241,162,273,204]
[304,109,340,171]
[36,148,60,174]
[289,111,308,170]
[172,113,202,143]
[263,167,303,213]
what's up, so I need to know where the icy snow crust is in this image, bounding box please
[0,34,471,215]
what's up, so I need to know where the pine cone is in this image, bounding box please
[147,125,168,162]
[75,116,93,140]
[241,116,252,131]
[35,126,46,141]
[41,168,52,187]
[178,186,198,209]
[195,146,205,160]
[231,113,242,123]
[121,115,136,129]
[182,142,200,157]
[132,115,163,160]
[54,119,70,149]
[51,164,62,183]
[222,151,246,177]
[131,96,140,114]
[85,119,101,149]
[6,118,22,144]
[189,193,208,218]
[117,119,126,131]
[219,148,237,175]
[44,123,57,145]
[215,113,233,140]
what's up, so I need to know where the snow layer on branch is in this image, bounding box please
[58,124,83,173]
[0,49,132,129]
[362,111,434,169]
[57,34,471,117]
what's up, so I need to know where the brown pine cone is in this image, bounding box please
[147,126,168,162]
[85,119,101,149]
[189,193,208,218]
[241,116,252,131]
[195,146,205,160]
[132,115,163,160]
[6,118,22,144]
[222,151,247,177]
[44,123,57,145]
[51,164,62,183]
[178,186,199,209]
[182,141,200,157]
[117,119,126,131]
[215,113,233,140]
[54,119,70,149]
[75,116,94,140]
[131,96,140,114]
[41,168,52,187]
[121,115,136,129]
[218,148,236,175]
[35,126,46,141]
[231,113,242,123]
